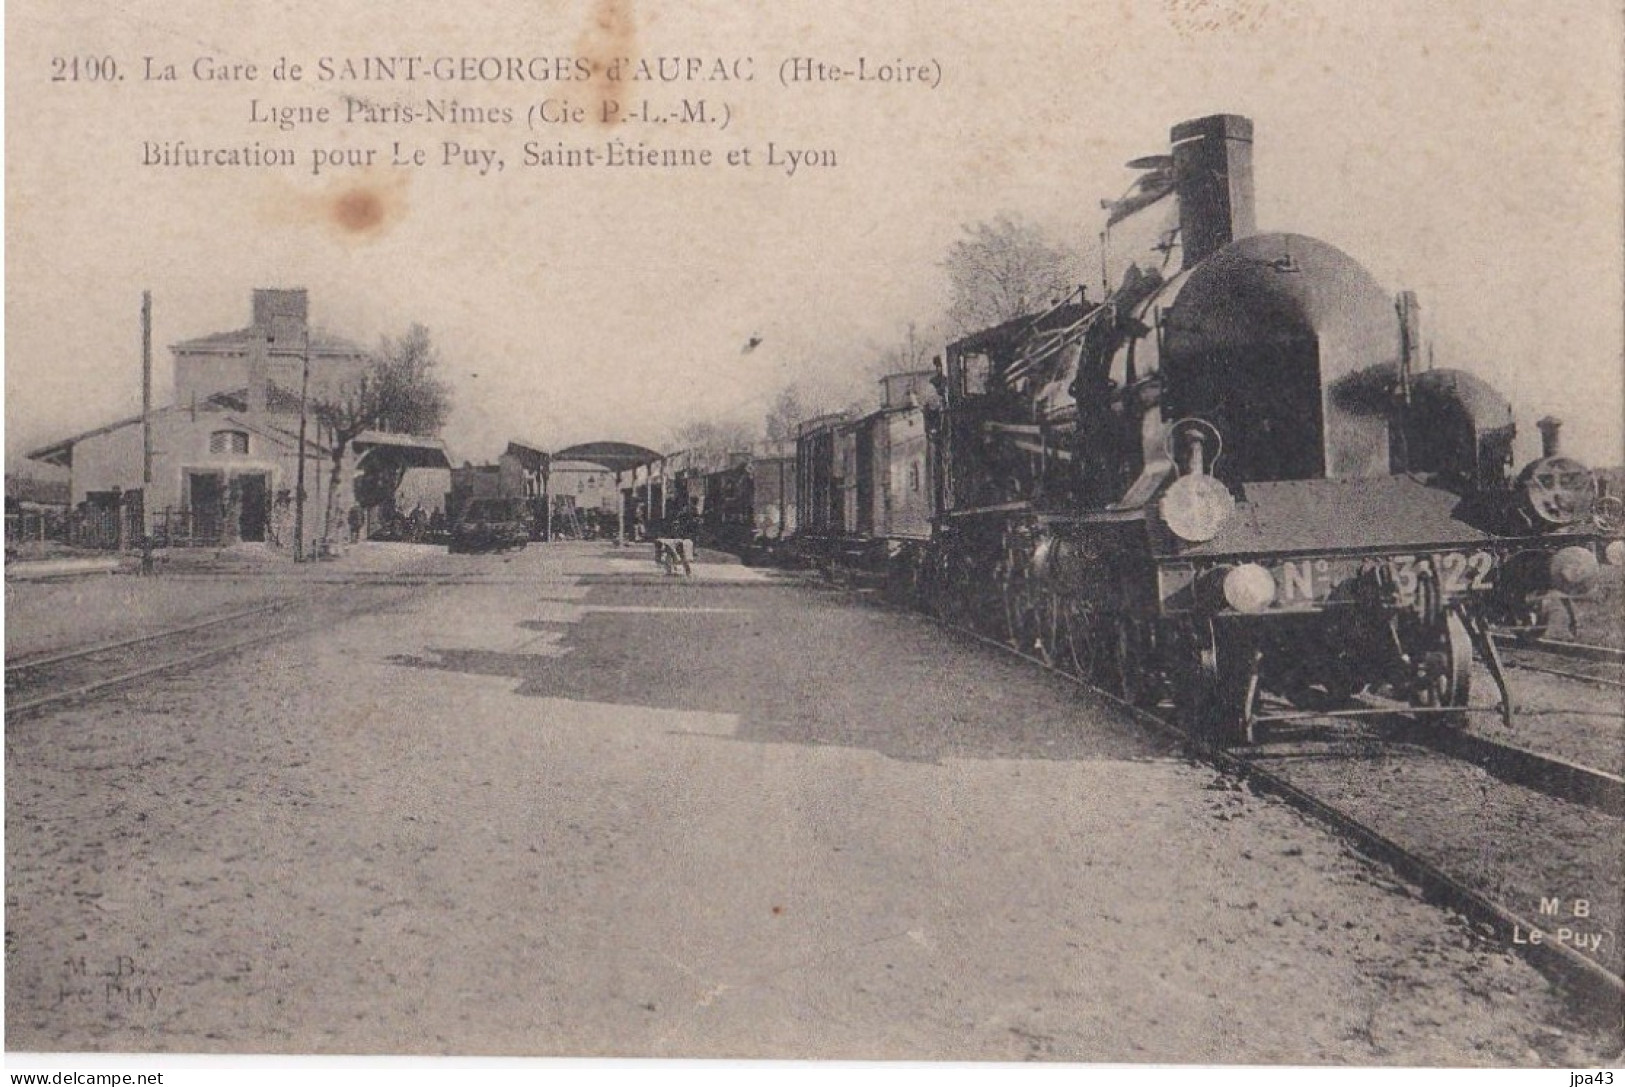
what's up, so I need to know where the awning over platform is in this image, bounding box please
[550,441,663,473]
[504,441,550,474]
[352,431,452,470]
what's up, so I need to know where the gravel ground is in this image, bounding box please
[1248,737,1623,979]
[1568,565,1624,649]
[5,543,1620,1063]
[1461,660,1624,776]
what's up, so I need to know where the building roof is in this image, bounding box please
[24,403,329,469]
[171,327,367,356]
[26,413,147,467]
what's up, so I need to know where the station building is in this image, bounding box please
[25,289,448,552]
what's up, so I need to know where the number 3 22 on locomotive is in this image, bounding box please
[1261,549,1495,607]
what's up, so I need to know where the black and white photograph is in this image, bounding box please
[5,0,1623,1076]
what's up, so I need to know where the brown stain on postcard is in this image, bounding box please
[330,187,387,234]
[259,171,409,243]
[578,0,637,127]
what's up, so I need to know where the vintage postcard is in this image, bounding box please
[5,0,1622,1075]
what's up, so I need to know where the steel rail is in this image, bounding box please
[5,590,415,719]
[1492,632,1625,664]
[6,599,296,674]
[8,632,309,717]
[1413,728,1625,818]
[1490,635,1625,690]
[1507,662,1625,690]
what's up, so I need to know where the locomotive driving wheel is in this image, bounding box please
[1408,609,1473,727]
[1051,597,1095,678]
[998,557,1021,648]
[1100,614,1158,708]
[1001,560,1046,660]
[928,549,971,625]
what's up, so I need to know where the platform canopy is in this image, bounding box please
[550,441,664,473]
[351,431,452,470]
[504,440,550,474]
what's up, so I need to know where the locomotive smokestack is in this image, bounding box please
[1537,416,1563,458]
[1172,114,1256,269]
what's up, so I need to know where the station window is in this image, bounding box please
[209,430,249,455]
[908,461,921,492]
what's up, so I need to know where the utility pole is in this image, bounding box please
[139,292,153,564]
[141,292,153,488]
[543,462,553,542]
[294,328,310,562]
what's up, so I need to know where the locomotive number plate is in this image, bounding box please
[1273,549,1496,606]
[1385,550,1497,603]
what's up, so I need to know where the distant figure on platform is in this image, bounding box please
[269,491,293,548]
[348,505,364,543]
[656,537,692,577]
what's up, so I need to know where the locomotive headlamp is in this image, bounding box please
[1221,563,1276,612]
[1159,473,1235,543]
[1548,545,1600,595]
[1606,540,1625,567]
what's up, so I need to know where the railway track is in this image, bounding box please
[1492,633,1625,690]
[5,587,420,719]
[898,597,1625,1023]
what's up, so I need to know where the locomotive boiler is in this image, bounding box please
[917,114,1611,743]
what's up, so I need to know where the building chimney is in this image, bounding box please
[248,289,308,413]
[1537,416,1563,458]
[253,288,309,332]
[1172,114,1256,269]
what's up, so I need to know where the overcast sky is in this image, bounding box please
[7,0,1622,469]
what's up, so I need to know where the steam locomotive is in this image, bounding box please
[801,114,1614,744]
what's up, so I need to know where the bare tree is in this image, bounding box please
[764,385,808,442]
[943,214,1081,334]
[667,417,758,455]
[869,320,940,378]
[313,323,452,542]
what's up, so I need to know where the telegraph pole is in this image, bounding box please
[139,292,153,562]
[544,462,553,542]
[141,292,153,487]
[140,290,152,484]
[294,329,310,562]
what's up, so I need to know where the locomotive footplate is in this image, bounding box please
[1148,535,1608,743]
[1154,538,1601,618]
[1156,546,1491,614]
